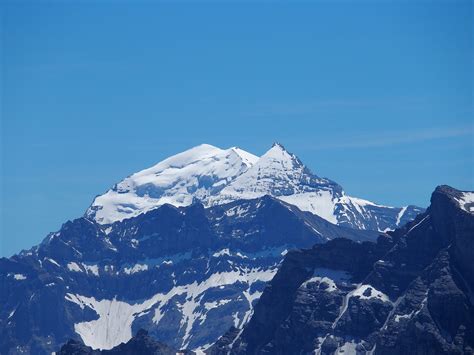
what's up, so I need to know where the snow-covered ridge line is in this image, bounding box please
[85,143,424,231]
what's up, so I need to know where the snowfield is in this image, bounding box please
[65,267,277,350]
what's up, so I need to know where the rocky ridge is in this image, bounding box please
[209,186,474,354]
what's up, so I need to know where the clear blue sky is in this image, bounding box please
[1,1,473,257]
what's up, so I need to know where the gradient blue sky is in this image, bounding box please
[1,1,473,256]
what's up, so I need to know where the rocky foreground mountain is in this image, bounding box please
[1,195,378,355]
[209,186,474,354]
[86,143,423,232]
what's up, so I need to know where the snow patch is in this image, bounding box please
[302,276,338,292]
[203,299,232,310]
[394,312,413,322]
[225,205,251,218]
[67,262,82,273]
[455,192,474,213]
[336,340,359,354]
[353,284,390,302]
[82,264,99,277]
[396,206,408,226]
[65,293,161,350]
[406,215,430,234]
[8,309,16,319]
[45,258,60,267]
[123,264,148,274]
[212,248,231,258]
[302,268,351,292]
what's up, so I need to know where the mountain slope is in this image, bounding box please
[0,197,377,355]
[86,143,423,231]
[210,185,474,354]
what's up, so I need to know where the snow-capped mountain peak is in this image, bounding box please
[262,142,304,169]
[209,143,335,203]
[85,143,423,232]
[86,144,258,224]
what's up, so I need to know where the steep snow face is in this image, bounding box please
[86,144,258,224]
[211,143,342,203]
[207,143,343,224]
[208,144,409,230]
[279,191,338,224]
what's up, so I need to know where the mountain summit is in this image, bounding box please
[86,143,423,231]
[86,144,258,224]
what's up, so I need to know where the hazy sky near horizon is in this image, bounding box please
[1,0,473,256]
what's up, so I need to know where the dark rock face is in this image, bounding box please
[216,238,391,354]
[57,340,99,355]
[0,196,378,355]
[211,185,474,354]
[58,329,180,355]
[104,329,179,355]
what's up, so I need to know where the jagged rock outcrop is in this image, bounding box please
[210,186,474,354]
